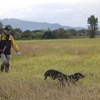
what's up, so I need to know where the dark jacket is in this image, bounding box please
[0,33,19,55]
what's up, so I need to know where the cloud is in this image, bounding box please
[74,14,82,17]
[25,9,32,12]
[56,9,74,12]
[20,9,25,12]
[0,0,100,27]
[1,0,100,9]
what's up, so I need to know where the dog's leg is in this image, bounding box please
[57,77,65,86]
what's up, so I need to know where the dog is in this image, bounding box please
[44,69,85,85]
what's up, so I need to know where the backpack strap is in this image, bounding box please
[0,35,7,52]
[0,35,3,41]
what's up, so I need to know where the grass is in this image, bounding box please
[0,38,100,100]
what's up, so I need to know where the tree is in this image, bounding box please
[57,28,68,39]
[69,29,77,37]
[14,28,22,34]
[22,30,33,39]
[14,32,21,40]
[42,30,53,39]
[87,15,98,38]
[0,28,3,34]
[0,22,3,28]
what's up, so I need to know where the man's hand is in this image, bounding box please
[17,51,21,56]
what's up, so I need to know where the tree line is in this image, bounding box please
[0,15,99,40]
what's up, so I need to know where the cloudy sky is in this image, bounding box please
[0,0,100,27]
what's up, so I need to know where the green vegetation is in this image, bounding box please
[0,38,100,100]
[87,15,98,38]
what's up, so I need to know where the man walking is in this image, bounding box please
[0,27,21,72]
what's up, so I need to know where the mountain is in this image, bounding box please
[0,18,85,31]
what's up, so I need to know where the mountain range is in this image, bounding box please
[0,18,86,31]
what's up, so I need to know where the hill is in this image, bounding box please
[0,18,85,31]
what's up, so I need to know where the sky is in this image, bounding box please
[0,0,100,27]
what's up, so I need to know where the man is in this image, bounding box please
[0,27,21,72]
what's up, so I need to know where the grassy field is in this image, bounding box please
[0,38,100,100]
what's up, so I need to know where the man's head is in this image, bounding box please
[4,27,11,35]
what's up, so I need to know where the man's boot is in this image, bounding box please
[1,65,4,72]
[5,64,9,72]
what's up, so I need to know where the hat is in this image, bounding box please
[4,27,11,31]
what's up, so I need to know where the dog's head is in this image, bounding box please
[44,70,50,80]
[74,73,85,79]
[44,69,58,80]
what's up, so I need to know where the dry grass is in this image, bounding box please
[0,38,100,100]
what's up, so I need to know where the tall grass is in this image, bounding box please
[0,38,100,100]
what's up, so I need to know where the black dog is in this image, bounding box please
[44,69,85,85]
